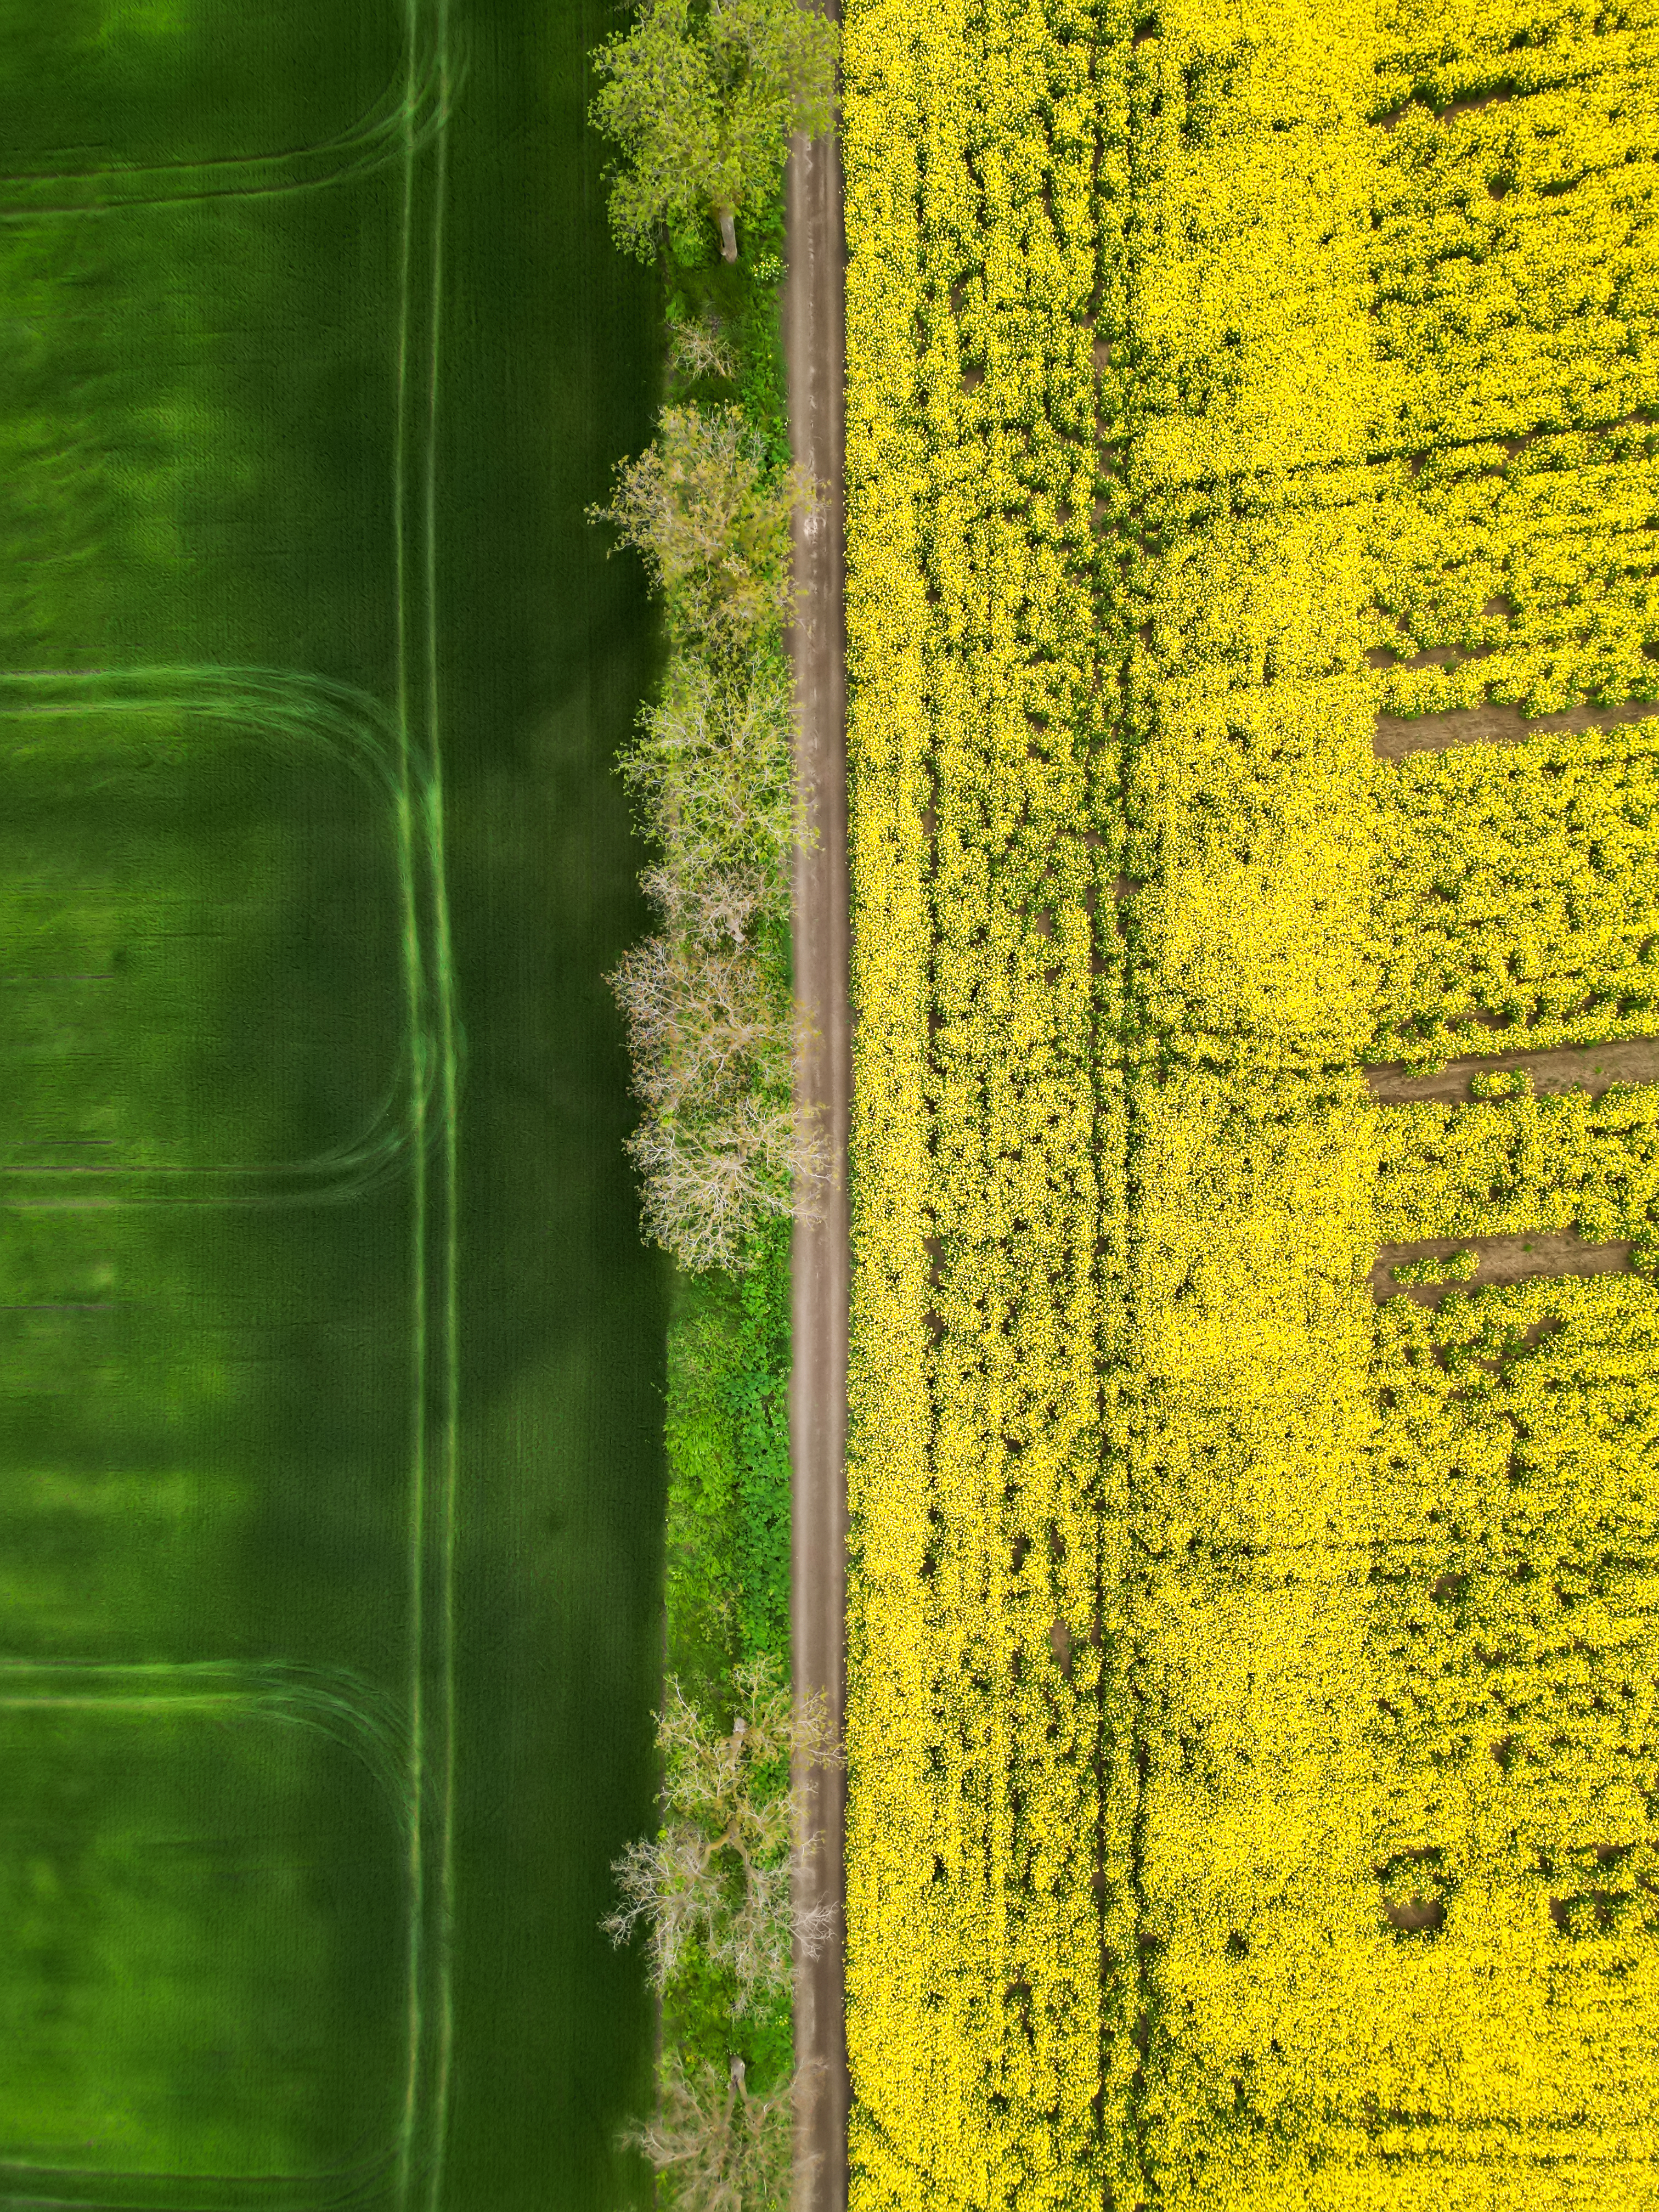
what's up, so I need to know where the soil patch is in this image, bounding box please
[1375,699,1659,759]
[1367,1035,1659,1104]
[1373,1231,1632,1304]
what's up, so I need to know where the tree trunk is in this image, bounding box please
[716,206,737,263]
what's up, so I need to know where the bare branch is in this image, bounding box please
[619,2051,823,2212]
[641,862,771,949]
[609,935,793,1116]
[670,309,738,383]
[625,1088,829,1273]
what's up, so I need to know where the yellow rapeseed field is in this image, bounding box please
[844,0,1659,2203]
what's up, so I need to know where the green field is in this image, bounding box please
[0,4,667,2207]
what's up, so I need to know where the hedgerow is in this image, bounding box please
[664,1215,794,1711]
[588,96,810,2196]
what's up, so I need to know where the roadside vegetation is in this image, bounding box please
[590,0,836,265]
[584,5,840,2206]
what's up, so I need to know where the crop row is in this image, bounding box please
[842,0,1111,2200]
[844,0,1393,2204]
[1372,721,1659,1068]
[1365,0,1659,721]
[1358,1275,1659,2190]
[1376,1074,1659,1246]
[1107,9,1386,2204]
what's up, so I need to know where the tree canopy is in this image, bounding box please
[589,0,838,263]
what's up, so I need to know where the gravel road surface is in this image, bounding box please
[785,23,850,2209]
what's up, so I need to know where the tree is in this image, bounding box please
[602,1655,842,2010]
[640,860,772,950]
[610,933,793,1118]
[589,0,838,264]
[587,404,816,658]
[608,926,825,1269]
[624,1087,827,1272]
[620,2051,823,2212]
[620,653,808,933]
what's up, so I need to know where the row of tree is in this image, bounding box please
[585,8,843,2209]
[591,405,823,1269]
[606,1660,842,2200]
[589,0,837,1271]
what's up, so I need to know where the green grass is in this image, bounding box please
[657,1210,794,2094]
[0,1,669,2205]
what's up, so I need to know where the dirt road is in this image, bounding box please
[785,20,851,2209]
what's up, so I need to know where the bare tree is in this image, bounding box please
[603,1656,842,2011]
[610,934,791,1116]
[588,405,817,656]
[589,0,838,265]
[640,861,771,949]
[627,1087,828,1272]
[620,653,808,931]
[607,918,828,1269]
[670,308,738,383]
[620,2051,823,2212]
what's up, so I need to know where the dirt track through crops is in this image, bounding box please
[785,20,851,2205]
[1367,1034,1659,1103]
[1373,1231,1634,1303]
[1375,698,1659,758]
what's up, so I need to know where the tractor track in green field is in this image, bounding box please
[390,2,459,2202]
[785,9,851,2204]
[0,14,466,224]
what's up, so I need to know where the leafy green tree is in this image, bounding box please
[589,0,838,264]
